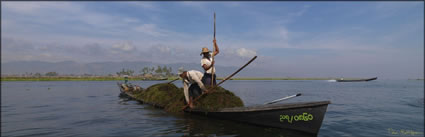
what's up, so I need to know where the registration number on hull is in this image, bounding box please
[279,112,314,124]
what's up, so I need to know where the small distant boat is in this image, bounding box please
[117,82,331,135]
[336,77,377,82]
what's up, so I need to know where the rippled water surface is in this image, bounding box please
[1,80,424,136]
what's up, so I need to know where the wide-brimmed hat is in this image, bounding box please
[200,47,211,55]
[177,67,185,75]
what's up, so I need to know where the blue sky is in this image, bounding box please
[1,2,423,79]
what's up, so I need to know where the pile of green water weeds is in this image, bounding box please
[131,83,244,113]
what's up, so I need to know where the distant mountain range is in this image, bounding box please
[1,61,272,77]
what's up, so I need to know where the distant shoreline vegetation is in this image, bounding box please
[1,76,344,81]
[1,66,179,81]
[2,76,423,81]
[1,66,348,81]
[1,76,157,81]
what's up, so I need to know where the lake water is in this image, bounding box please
[1,80,424,136]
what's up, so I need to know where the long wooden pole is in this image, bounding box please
[167,78,180,84]
[211,12,216,87]
[182,55,257,110]
[217,56,257,86]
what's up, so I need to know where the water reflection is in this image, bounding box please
[175,114,315,137]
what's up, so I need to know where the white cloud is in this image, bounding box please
[289,5,311,17]
[126,2,159,11]
[111,42,136,52]
[3,2,43,14]
[180,2,206,8]
[179,2,212,15]
[2,2,167,39]
[276,5,311,24]
[157,46,171,53]
[236,48,257,58]
[134,24,167,37]
[3,2,82,15]
[279,27,289,40]
[123,18,141,23]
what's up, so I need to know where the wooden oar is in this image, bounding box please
[264,93,302,105]
[167,78,180,84]
[181,55,257,110]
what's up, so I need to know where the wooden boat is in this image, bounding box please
[117,83,331,135]
[336,77,377,82]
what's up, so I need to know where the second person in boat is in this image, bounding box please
[179,70,209,108]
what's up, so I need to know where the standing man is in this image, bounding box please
[200,39,219,86]
[179,70,209,108]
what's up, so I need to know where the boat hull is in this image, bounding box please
[336,77,377,82]
[188,101,329,134]
[117,83,330,135]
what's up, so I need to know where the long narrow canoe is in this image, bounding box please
[117,83,330,135]
[336,77,377,82]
